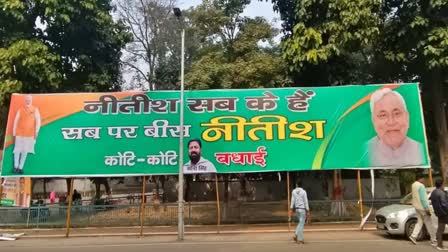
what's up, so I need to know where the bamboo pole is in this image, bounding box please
[0,150,3,206]
[429,168,434,187]
[0,178,4,206]
[140,176,147,237]
[357,170,364,223]
[215,174,221,233]
[287,172,291,231]
[65,178,74,238]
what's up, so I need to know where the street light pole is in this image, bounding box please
[173,7,185,241]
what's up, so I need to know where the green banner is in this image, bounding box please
[0,83,429,177]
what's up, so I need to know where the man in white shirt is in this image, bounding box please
[290,180,310,244]
[409,174,436,246]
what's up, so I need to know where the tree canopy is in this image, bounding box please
[185,0,290,90]
[0,0,131,146]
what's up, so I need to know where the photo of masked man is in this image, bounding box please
[367,88,424,167]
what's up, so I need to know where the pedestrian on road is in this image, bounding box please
[409,174,437,246]
[290,179,310,244]
[430,178,448,250]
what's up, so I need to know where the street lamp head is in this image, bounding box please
[173,7,182,18]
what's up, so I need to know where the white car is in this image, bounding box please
[375,187,448,240]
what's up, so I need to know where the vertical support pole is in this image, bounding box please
[357,170,364,223]
[0,178,3,206]
[65,178,74,238]
[177,27,185,241]
[429,168,434,187]
[140,176,146,237]
[287,172,291,232]
[215,174,221,233]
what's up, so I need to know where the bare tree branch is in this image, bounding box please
[117,0,180,90]
[122,61,150,84]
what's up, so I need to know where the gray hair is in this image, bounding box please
[370,88,407,114]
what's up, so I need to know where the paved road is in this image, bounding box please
[1,231,439,252]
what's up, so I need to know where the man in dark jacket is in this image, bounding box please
[430,179,448,250]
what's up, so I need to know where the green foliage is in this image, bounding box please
[271,0,448,83]
[185,0,290,90]
[272,0,382,85]
[380,0,448,74]
[0,0,131,146]
[0,40,61,105]
[39,0,132,92]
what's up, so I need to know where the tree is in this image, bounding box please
[90,177,112,201]
[0,41,61,103]
[0,40,61,144]
[116,0,189,91]
[185,0,290,90]
[0,1,61,144]
[39,0,131,92]
[0,0,131,146]
[271,0,383,85]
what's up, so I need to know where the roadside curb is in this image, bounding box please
[20,227,376,239]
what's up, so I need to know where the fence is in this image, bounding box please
[0,199,400,228]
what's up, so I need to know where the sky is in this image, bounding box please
[178,0,281,28]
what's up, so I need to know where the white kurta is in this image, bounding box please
[12,107,41,154]
[367,136,424,167]
[13,136,36,154]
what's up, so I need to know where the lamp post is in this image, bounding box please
[173,7,185,241]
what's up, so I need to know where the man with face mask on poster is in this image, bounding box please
[367,88,424,167]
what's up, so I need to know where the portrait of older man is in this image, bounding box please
[12,95,41,174]
[367,88,424,167]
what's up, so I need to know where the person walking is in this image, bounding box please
[430,179,448,250]
[409,174,437,246]
[290,179,310,244]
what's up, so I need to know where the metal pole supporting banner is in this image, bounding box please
[215,174,221,233]
[140,176,147,237]
[0,178,3,206]
[357,170,364,222]
[65,178,74,238]
[177,27,185,241]
[287,172,291,231]
[429,168,434,187]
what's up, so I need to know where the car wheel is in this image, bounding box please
[405,218,428,241]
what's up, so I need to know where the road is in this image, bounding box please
[0,231,435,252]
[1,231,439,252]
